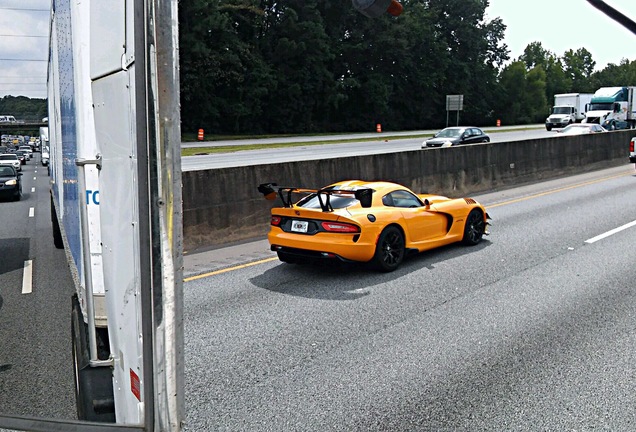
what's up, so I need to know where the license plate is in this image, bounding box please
[291,220,308,233]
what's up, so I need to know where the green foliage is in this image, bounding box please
[0,96,47,122]
[178,0,511,134]
[9,2,636,135]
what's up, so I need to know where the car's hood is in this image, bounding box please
[559,130,590,135]
[426,137,459,144]
[585,110,611,118]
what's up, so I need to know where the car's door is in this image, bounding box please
[467,128,482,143]
[384,190,447,242]
[457,129,469,144]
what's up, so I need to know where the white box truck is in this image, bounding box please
[545,93,593,130]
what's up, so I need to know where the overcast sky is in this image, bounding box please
[1,0,636,100]
[0,0,49,99]
[486,0,636,69]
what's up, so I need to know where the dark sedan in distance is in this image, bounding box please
[0,166,22,201]
[15,150,28,164]
[423,126,490,148]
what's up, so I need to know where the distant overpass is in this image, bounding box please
[0,122,48,135]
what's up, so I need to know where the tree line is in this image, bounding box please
[178,0,636,136]
[0,96,47,123]
[4,1,635,137]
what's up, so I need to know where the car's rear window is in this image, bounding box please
[296,194,358,209]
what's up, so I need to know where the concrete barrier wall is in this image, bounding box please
[182,130,633,253]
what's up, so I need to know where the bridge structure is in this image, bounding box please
[0,122,48,136]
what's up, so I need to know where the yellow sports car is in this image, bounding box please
[258,180,491,272]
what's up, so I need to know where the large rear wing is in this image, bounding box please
[257,183,374,211]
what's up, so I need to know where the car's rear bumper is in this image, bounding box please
[0,186,20,198]
[269,230,378,263]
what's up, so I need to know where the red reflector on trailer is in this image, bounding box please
[130,369,141,401]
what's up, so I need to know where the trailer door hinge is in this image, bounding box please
[75,154,102,170]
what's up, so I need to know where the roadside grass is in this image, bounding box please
[181,134,432,156]
[181,126,542,156]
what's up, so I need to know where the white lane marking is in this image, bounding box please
[29,207,35,217]
[585,220,636,244]
[31,187,35,193]
[22,260,33,294]
[33,177,36,180]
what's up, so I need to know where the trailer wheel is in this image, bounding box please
[51,194,64,249]
[71,294,116,422]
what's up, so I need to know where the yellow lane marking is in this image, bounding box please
[485,171,632,208]
[184,257,278,282]
[184,170,633,281]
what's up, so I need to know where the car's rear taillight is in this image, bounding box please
[631,138,635,153]
[321,221,360,233]
[271,215,282,226]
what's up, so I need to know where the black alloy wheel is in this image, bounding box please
[462,209,485,245]
[373,226,405,272]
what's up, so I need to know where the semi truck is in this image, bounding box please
[545,93,593,131]
[583,86,636,130]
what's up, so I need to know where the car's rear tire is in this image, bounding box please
[372,226,404,272]
[462,209,485,245]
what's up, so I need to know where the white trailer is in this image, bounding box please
[39,126,48,152]
[545,93,593,130]
[0,0,184,430]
